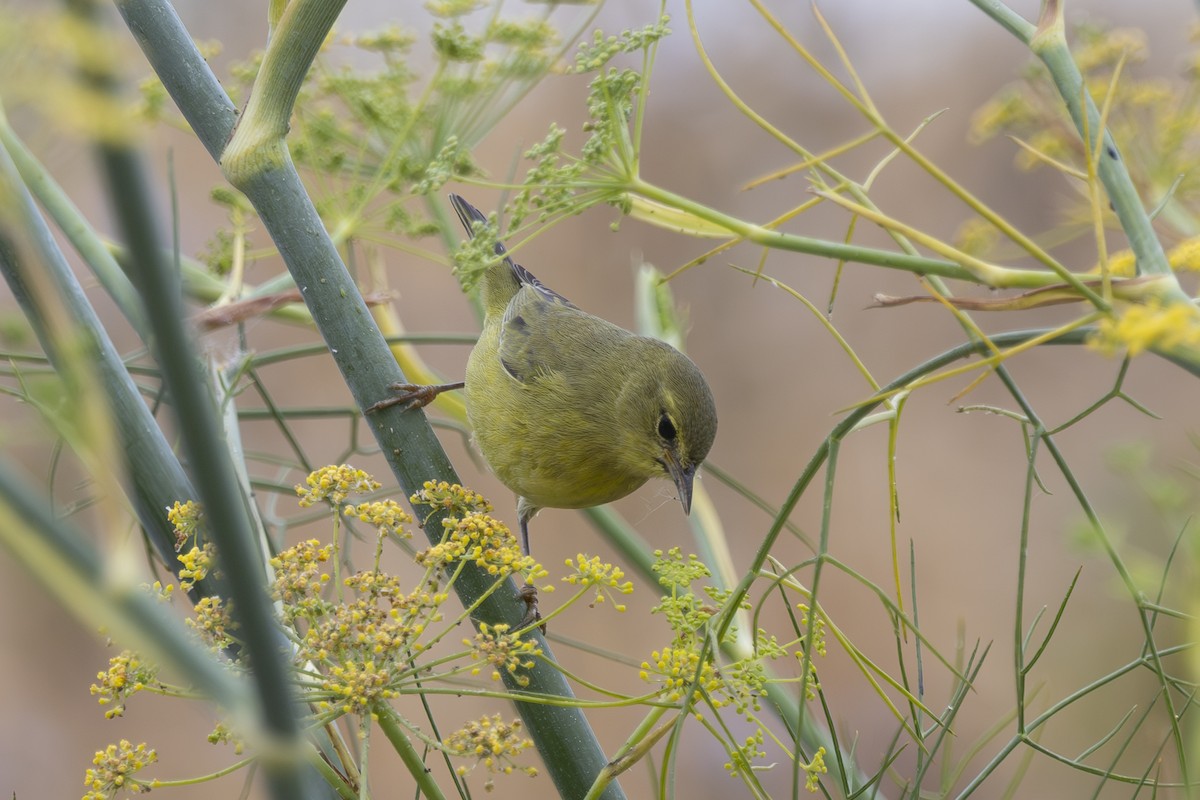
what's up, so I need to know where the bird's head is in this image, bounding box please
[618,341,717,514]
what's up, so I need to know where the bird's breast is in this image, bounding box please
[465,340,651,510]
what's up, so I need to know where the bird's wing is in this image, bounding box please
[497,285,587,384]
[450,194,589,383]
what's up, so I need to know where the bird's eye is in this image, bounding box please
[657,413,677,441]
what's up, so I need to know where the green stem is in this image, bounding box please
[305,744,358,800]
[715,328,1094,648]
[584,705,673,800]
[221,0,349,183]
[1028,10,1176,282]
[626,179,1057,287]
[372,704,449,800]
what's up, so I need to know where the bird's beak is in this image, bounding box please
[662,449,696,515]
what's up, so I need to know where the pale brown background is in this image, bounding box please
[2,1,1197,798]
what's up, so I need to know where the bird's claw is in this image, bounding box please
[518,584,546,635]
[367,382,452,413]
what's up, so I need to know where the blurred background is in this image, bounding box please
[2,0,1198,797]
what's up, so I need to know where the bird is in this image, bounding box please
[372,194,717,624]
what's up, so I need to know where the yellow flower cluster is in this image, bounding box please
[466,623,541,687]
[83,740,157,799]
[952,217,1001,258]
[652,547,711,588]
[410,480,492,518]
[343,568,404,602]
[206,722,244,755]
[639,646,724,705]
[1090,300,1200,357]
[1074,26,1147,73]
[444,714,537,785]
[90,651,157,719]
[1090,249,1138,278]
[297,465,381,507]
[249,477,462,721]
[177,543,215,592]
[300,566,449,712]
[563,553,633,611]
[342,571,448,641]
[322,659,398,715]
[968,88,1036,143]
[796,605,828,657]
[137,474,556,789]
[409,481,550,590]
[725,732,824,791]
[650,548,722,636]
[187,595,236,652]
[306,595,414,663]
[803,747,828,792]
[1167,237,1200,272]
[724,729,766,776]
[419,512,538,580]
[166,500,202,551]
[342,499,412,538]
[270,538,334,620]
[1088,238,1200,278]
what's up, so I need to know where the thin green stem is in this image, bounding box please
[1012,427,1042,733]
[994,367,1191,787]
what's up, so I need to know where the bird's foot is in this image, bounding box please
[517,584,546,635]
[366,381,464,413]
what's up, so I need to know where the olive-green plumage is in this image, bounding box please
[450,194,717,554]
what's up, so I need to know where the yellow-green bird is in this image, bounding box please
[377,194,717,565]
